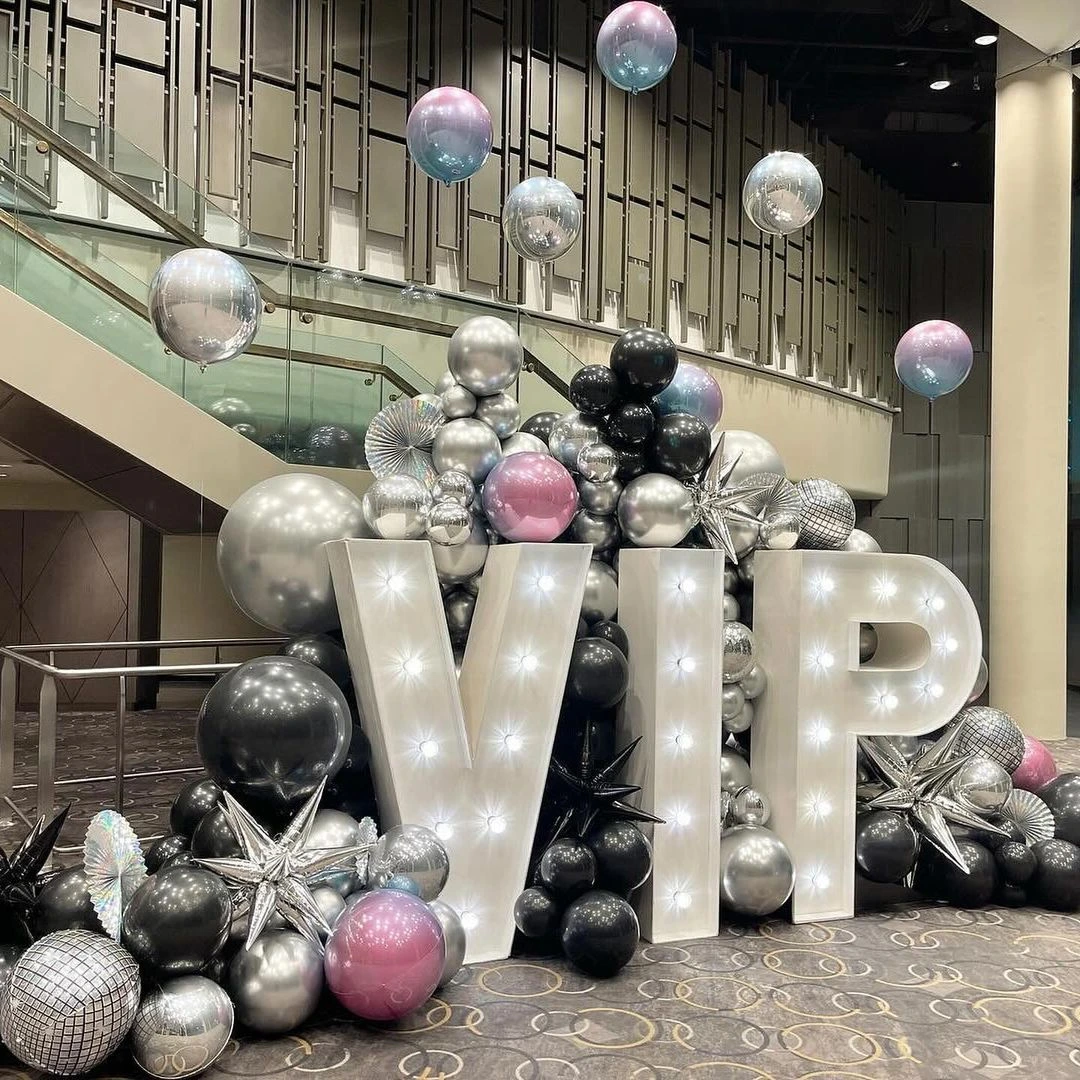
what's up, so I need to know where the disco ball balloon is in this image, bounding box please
[652,361,724,428]
[130,976,234,1079]
[954,706,1025,774]
[742,151,823,237]
[217,474,365,634]
[596,1,677,94]
[894,320,973,401]
[406,87,493,185]
[502,177,582,262]
[796,478,856,550]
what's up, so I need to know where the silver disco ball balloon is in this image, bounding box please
[953,706,1025,773]
[720,825,795,916]
[148,248,261,367]
[217,474,365,634]
[361,474,432,540]
[0,930,141,1076]
[130,975,233,1079]
[796,478,856,549]
[502,176,582,263]
[433,418,503,483]
[447,316,523,397]
[742,151,823,237]
[723,621,756,684]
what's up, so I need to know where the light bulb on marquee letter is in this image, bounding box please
[750,550,981,922]
[327,539,592,962]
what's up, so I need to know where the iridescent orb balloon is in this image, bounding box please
[742,151,823,237]
[148,248,261,367]
[406,87,493,185]
[502,177,582,262]
[652,361,724,427]
[483,452,579,542]
[894,319,973,400]
[596,1,677,94]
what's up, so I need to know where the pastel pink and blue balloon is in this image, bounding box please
[406,87,493,185]
[482,452,579,542]
[596,2,677,94]
[893,319,973,401]
[652,361,723,427]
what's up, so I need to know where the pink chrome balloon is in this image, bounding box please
[482,452,579,542]
[324,890,445,1021]
[1012,734,1058,792]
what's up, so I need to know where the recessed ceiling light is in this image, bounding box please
[949,160,961,168]
[974,32,998,46]
[930,63,952,91]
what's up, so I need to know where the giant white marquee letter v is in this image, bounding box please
[326,539,592,961]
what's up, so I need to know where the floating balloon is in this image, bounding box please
[502,176,582,262]
[406,87,493,184]
[742,151,823,236]
[483,452,579,542]
[596,1,677,94]
[652,360,724,427]
[893,319,973,400]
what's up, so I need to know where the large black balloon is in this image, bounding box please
[145,834,190,873]
[615,446,648,482]
[569,365,620,416]
[565,638,630,709]
[169,777,222,838]
[586,820,653,895]
[996,883,1028,907]
[917,840,998,907]
[606,402,655,447]
[306,424,358,467]
[609,328,678,400]
[1039,772,1080,845]
[190,804,242,859]
[514,886,561,938]
[521,411,562,443]
[539,839,597,900]
[122,865,232,975]
[196,655,351,812]
[32,867,98,936]
[560,889,640,977]
[1030,838,1080,911]
[648,412,711,478]
[589,620,629,658]
[282,633,352,690]
[994,841,1036,886]
[854,811,919,884]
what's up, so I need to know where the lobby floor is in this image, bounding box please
[2,711,1080,1080]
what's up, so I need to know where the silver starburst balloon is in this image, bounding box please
[196,779,371,950]
[355,816,378,885]
[364,398,445,485]
[83,810,147,940]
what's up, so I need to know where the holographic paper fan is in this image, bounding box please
[364,398,444,484]
[735,471,802,518]
[355,816,378,886]
[1001,789,1055,846]
[83,810,147,940]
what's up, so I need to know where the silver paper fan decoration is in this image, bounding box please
[355,816,378,886]
[364,398,444,485]
[1001,789,1055,845]
[796,477,855,549]
[735,471,801,519]
[84,810,147,940]
[952,706,1025,773]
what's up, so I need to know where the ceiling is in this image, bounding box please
[963,0,1080,55]
[0,440,68,484]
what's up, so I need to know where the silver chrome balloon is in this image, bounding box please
[444,589,475,646]
[844,528,882,553]
[217,474,365,634]
[447,316,523,396]
[440,382,478,419]
[733,787,771,826]
[737,550,756,585]
[859,624,878,664]
[474,391,521,437]
[304,810,364,896]
[722,592,740,622]
[726,700,755,735]
[433,418,503,483]
[577,443,619,482]
[707,429,786,488]
[431,514,489,583]
[364,397,445,486]
[728,515,761,557]
[949,756,1012,814]
[548,411,604,469]
[227,930,323,1035]
[720,751,752,794]
[429,899,467,987]
[723,622,756,683]
[427,500,473,546]
[968,656,989,703]
[742,151,823,237]
[432,469,475,507]
[578,477,623,516]
[310,886,346,936]
[436,370,458,394]
[362,474,432,540]
[502,176,583,262]
[796,478,856,550]
[721,684,746,722]
[720,824,795,916]
[740,663,767,700]
[581,559,618,623]
[501,431,550,456]
[617,472,695,548]
[761,509,800,550]
[570,510,620,552]
[207,396,254,427]
[130,976,234,1079]
[148,248,261,367]
[367,825,450,901]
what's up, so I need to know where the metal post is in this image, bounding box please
[115,675,126,812]
[0,657,15,826]
[37,674,57,822]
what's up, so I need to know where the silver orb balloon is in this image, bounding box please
[708,430,785,487]
[429,899,467,988]
[729,515,761,557]
[433,418,503,483]
[720,750,752,794]
[447,316,523,396]
[891,735,922,760]
[581,559,619,623]
[501,431,550,456]
[311,886,346,936]
[578,477,623,515]
[427,500,474,546]
[549,411,604,469]
[737,550,755,586]
[726,700,754,735]
[474,391,521,437]
[796,478,856,550]
[949,756,1012,814]
[362,474,432,540]
[130,976,233,1079]
[148,248,261,367]
[859,624,878,664]
[721,683,746,722]
[435,370,458,395]
[742,151,823,237]
[227,930,323,1035]
[431,514,489,584]
[304,810,363,896]
[722,593,740,622]
[577,442,619,483]
[761,509,800,550]
[0,930,141,1077]
[724,567,739,593]
[720,825,795,916]
[723,622,756,684]
[844,528,882,554]
[217,474,365,634]
[570,509,620,552]
[440,382,478,419]
[720,790,734,830]
[740,663,767,700]
[367,825,450,901]
[968,657,989,703]
[502,177,582,263]
[617,472,695,548]
[207,396,254,427]
[953,706,1025,773]
[432,468,475,507]
[733,787,771,826]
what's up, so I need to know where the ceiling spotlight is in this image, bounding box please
[949,160,961,168]
[974,32,998,47]
[929,63,952,91]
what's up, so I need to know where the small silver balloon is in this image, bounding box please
[742,151,823,237]
[232,422,258,440]
[708,429,785,488]
[549,411,604,469]
[474,391,521,437]
[427,500,474,546]
[502,176,582,262]
[950,755,1012,814]
[721,683,746,722]
[148,248,261,367]
[431,514,489,583]
[720,790,734,830]
[720,825,795,916]
[578,477,623,515]
[728,515,761,557]
[440,382,478,419]
[761,509,800,550]
[447,316,523,396]
[227,930,323,1035]
[844,528,882,553]
[432,469,475,507]
[130,976,234,1079]
[720,750,752,794]
[737,550,755,586]
[740,663,767,700]
[733,787,771,826]
[859,624,878,664]
[501,431,550,456]
[435,370,458,394]
[433,418,503,483]
[362,474,432,540]
[207,396,254,426]
[304,810,363,896]
[367,825,450,901]
[577,443,619,483]
[726,700,754,735]
[310,886,346,937]
[581,559,619,623]
[891,734,922,760]
[796,478,856,550]
[617,473,696,548]
[968,656,989,703]
[724,567,739,593]
[444,589,476,647]
[723,593,740,622]
[429,899,467,988]
[723,622,756,684]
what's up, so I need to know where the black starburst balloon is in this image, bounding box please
[0,805,69,941]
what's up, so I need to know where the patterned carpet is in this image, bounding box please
[2,712,1079,1080]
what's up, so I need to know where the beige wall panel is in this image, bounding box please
[210,0,242,75]
[370,89,406,138]
[63,26,100,120]
[254,0,296,79]
[467,216,502,287]
[249,158,295,240]
[115,11,165,67]
[555,63,585,153]
[113,65,165,181]
[331,103,360,191]
[252,81,296,162]
[367,137,408,236]
[334,0,362,69]
[471,16,504,146]
[209,78,240,199]
[556,0,587,69]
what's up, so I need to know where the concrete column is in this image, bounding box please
[989,33,1073,739]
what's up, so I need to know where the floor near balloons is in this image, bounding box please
[3,715,1080,1080]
